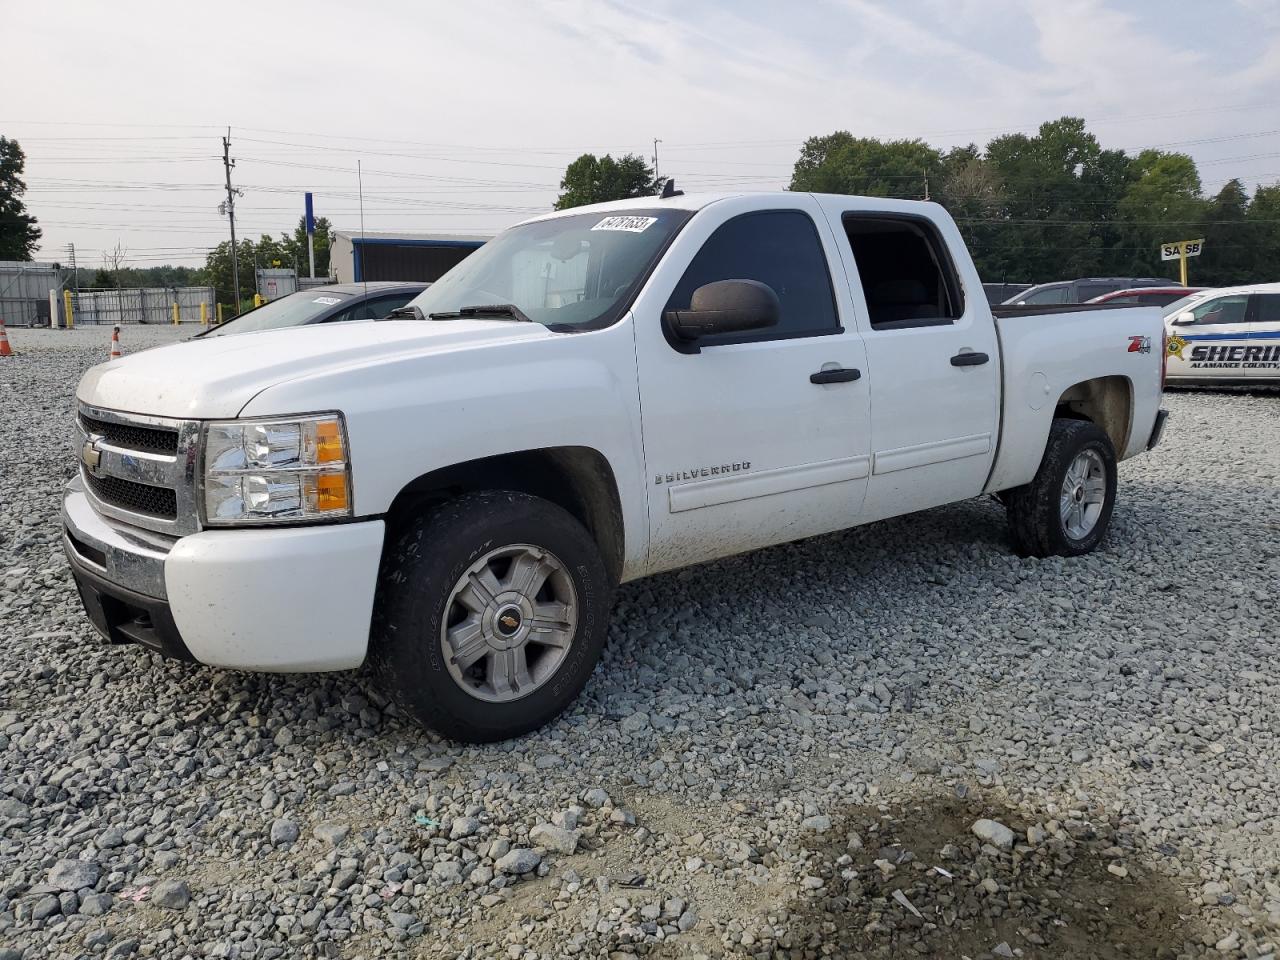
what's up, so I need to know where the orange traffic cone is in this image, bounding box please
[0,321,13,357]
[109,326,122,359]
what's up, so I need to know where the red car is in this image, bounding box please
[1086,286,1204,307]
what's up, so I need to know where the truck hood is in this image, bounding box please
[77,319,554,419]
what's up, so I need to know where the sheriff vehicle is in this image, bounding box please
[64,191,1168,742]
[1163,282,1280,385]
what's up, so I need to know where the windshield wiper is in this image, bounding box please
[427,304,533,323]
[382,305,425,321]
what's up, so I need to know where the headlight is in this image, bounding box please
[201,413,353,525]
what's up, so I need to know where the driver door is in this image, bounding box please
[631,197,871,574]
[1168,293,1252,380]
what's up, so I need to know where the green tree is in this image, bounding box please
[554,154,654,210]
[1244,183,1280,283]
[280,216,332,278]
[1112,150,1205,278]
[1197,179,1250,285]
[789,132,941,198]
[199,239,257,306]
[0,136,41,259]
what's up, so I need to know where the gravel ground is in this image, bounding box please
[2,324,1279,960]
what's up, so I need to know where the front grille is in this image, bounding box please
[84,471,178,520]
[80,414,179,454]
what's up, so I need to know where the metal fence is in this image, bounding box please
[0,261,66,327]
[71,287,216,325]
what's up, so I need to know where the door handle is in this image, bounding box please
[950,351,989,367]
[810,367,862,384]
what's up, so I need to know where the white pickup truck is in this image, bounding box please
[64,192,1169,741]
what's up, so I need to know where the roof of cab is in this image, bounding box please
[521,191,941,225]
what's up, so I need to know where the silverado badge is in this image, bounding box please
[81,437,102,474]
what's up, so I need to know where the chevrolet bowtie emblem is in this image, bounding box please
[81,437,102,474]
[499,614,520,630]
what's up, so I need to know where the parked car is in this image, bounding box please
[203,282,428,337]
[983,282,1032,305]
[64,192,1167,741]
[1087,286,1204,308]
[1163,282,1280,385]
[1003,277,1172,306]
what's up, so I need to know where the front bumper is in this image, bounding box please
[63,483,385,672]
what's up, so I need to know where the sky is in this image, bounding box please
[5,0,1280,270]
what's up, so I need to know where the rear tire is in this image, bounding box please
[1005,418,1117,558]
[371,491,612,742]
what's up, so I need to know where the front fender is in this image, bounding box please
[240,321,649,576]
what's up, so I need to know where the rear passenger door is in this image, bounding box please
[1248,294,1280,380]
[818,200,1000,523]
[1167,294,1253,380]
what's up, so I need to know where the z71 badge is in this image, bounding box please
[1127,335,1151,354]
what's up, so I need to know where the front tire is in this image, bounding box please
[1005,418,1117,558]
[371,491,612,742]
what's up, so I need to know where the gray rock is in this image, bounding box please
[48,858,99,891]
[801,814,832,833]
[105,940,139,959]
[972,818,1015,850]
[79,892,113,916]
[432,860,464,885]
[620,711,651,735]
[314,823,350,846]
[496,848,541,875]
[270,818,299,845]
[32,894,60,920]
[530,823,579,854]
[150,879,190,910]
[449,816,480,840]
[95,826,125,849]
[582,788,610,808]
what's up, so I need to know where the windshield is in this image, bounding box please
[206,291,352,336]
[1162,291,1213,319]
[407,208,691,331]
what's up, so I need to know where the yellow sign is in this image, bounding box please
[1159,238,1204,286]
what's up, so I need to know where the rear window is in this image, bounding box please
[841,215,963,329]
[206,291,352,336]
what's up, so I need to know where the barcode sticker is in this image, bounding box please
[312,297,343,305]
[591,216,658,233]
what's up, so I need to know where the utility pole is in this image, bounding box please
[65,242,78,294]
[222,128,242,314]
[653,138,662,183]
[923,172,930,201]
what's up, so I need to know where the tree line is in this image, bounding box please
[5,120,1277,292]
[556,117,1280,286]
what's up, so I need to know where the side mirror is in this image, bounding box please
[664,279,780,342]
[1172,311,1195,325]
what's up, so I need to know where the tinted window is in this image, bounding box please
[1105,294,1140,304]
[1189,294,1249,325]
[1255,294,1280,324]
[1076,283,1118,301]
[326,292,418,323]
[1022,285,1069,305]
[665,210,838,344]
[204,291,352,336]
[1136,291,1187,307]
[842,216,963,329]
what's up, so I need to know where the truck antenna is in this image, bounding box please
[357,159,368,295]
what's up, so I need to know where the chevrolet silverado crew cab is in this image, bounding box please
[64,192,1169,742]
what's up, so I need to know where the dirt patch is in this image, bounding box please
[779,794,1201,959]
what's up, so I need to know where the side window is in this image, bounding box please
[664,210,838,345]
[1190,295,1249,325]
[1023,286,1069,305]
[1254,294,1280,324]
[842,216,964,329]
[1076,283,1115,301]
[368,293,415,317]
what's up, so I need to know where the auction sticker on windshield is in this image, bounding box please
[312,297,343,305]
[592,216,658,233]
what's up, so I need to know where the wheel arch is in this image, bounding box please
[384,446,626,584]
[1052,375,1133,457]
